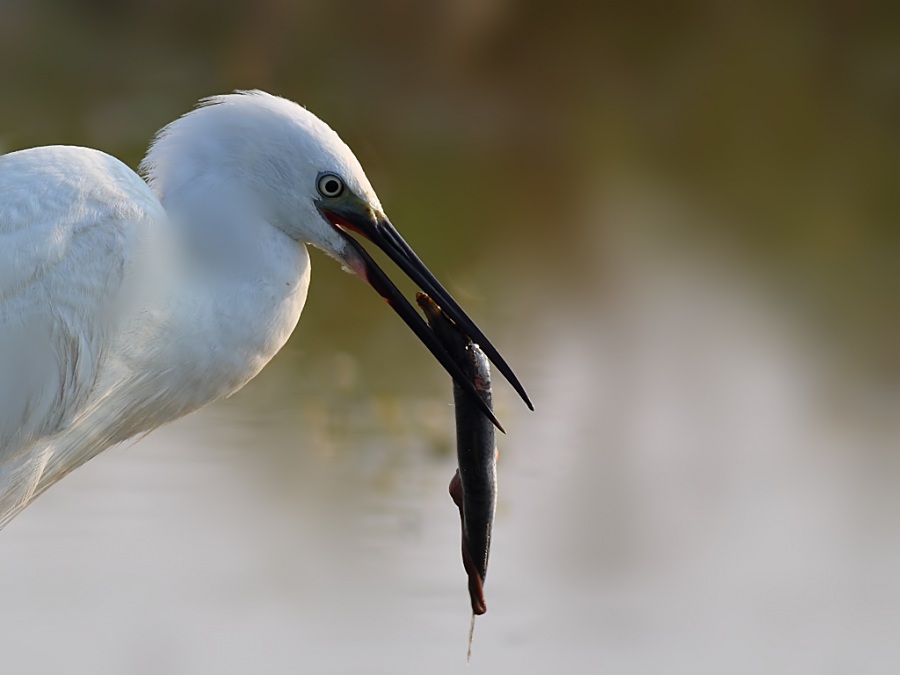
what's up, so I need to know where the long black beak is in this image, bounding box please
[319,203,533,431]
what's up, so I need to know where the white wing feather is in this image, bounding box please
[0,146,165,520]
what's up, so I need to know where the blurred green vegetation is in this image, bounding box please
[1,0,897,380]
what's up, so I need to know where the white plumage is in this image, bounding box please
[0,90,528,530]
[0,91,379,527]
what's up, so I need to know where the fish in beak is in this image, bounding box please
[317,198,532,431]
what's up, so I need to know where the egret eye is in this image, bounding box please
[317,173,344,198]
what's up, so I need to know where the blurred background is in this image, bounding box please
[1,1,899,672]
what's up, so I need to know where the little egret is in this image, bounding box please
[0,90,531,529]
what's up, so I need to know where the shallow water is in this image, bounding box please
[1,217,899,673]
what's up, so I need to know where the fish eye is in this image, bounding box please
[317,173,344,198]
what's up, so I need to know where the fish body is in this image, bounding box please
[417,293,496,615]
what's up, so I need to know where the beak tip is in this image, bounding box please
[491,412,506,434]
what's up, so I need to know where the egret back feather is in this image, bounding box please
[0,99,315,525]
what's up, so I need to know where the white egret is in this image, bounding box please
[0,90,531,529]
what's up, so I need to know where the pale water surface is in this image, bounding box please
[1,218,898,674]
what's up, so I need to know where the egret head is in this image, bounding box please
[142,91,378,261]
[141,91,531,422]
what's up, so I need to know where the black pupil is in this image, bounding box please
[324,178,340,195]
